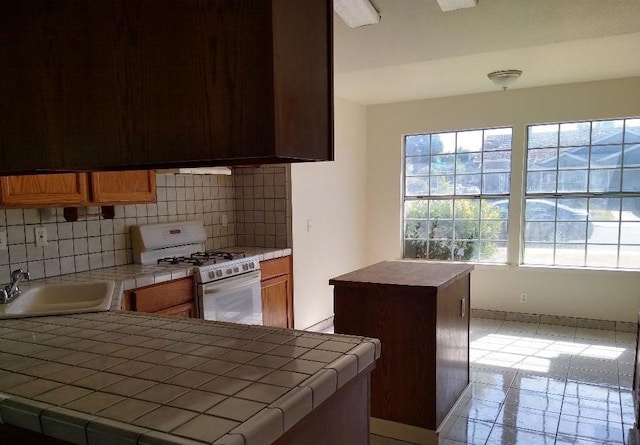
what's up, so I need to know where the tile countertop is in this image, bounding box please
[0,311,380,445]
[17,247,292,312]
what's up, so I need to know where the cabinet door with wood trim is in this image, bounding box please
[122,277,196,318]
[90,170,156,205]
[155,302,197,318]
[260,256,293,328]
[261,274,291,329]
[0,173,89,208]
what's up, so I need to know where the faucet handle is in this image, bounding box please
[11,269,29,281]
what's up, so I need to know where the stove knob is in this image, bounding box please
[233,267,239,273]
[242,264,248,271]
[216,270,223,277]
[249,263,254,269]
[226,268,232,275]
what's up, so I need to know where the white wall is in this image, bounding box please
[290,97,368,329]
[366,77,640,322]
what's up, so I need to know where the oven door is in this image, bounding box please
[197,270,262,325]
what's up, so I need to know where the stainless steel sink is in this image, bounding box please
[0,281,115,319]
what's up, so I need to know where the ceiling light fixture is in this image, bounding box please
[334,0,380,28]
[437,0,478,12]
[487,70,523,90]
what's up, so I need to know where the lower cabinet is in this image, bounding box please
[122,277,196,318]
[260,256,293,329]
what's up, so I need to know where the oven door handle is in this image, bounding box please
[201,271,261,294]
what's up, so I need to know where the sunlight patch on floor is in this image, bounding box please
[470,333,626,373]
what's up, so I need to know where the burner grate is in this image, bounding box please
[157,257,206,266]
[156,251,246,266]
[191,251,246,261]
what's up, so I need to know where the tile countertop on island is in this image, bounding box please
[0,311,380,445]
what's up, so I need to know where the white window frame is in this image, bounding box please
[402,127,513,264]
[523,117,640,269]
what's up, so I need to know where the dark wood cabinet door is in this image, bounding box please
[0,0,332,174]
[261,274,291,329]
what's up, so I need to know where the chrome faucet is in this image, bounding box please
[1,269,30,304]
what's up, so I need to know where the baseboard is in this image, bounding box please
[370,383,472,445]
[370,418,437,445]
[471,308,637,333]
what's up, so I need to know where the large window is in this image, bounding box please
[524,118,640,268]
[403,127,512,263]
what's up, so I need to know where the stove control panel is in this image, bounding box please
[196,256,261,283]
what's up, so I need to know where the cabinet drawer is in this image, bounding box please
[260,256,292,281]
[133,277,194,313]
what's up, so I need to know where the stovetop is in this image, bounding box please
[156,251,247,267]
[156,250,260,283]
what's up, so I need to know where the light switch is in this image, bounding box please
[306,219,312,232]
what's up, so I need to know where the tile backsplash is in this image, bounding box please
[0,173,238,282]
[233,166,292,249]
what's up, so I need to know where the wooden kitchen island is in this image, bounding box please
[330,261,473,445]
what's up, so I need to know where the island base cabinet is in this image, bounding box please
[332,262,472,433]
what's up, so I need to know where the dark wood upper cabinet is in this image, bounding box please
[0,0,334,174]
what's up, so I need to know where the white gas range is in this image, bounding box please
[131,221,263,325]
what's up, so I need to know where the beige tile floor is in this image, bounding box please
[329,317,638,445]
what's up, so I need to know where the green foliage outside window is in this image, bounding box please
[404,199,504,261]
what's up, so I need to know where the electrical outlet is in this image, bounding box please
[520,292,528,304]
[0,231,7,251]
[35,227,48,247]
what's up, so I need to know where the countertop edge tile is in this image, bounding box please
[86,417,149,445]
[298,369,338,409]
[269,386,312,432]
[41,406,96,445]
[347,342,376,372]
[0,392,9,423]
[0,395,52,433]
[366,338,382,360]
[324,354,358,389]
[139,429,210,445]
[227,246,292,262]
[213,433,246,445]
[230,407,283,445]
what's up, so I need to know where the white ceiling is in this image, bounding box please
[333,0,640,104]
